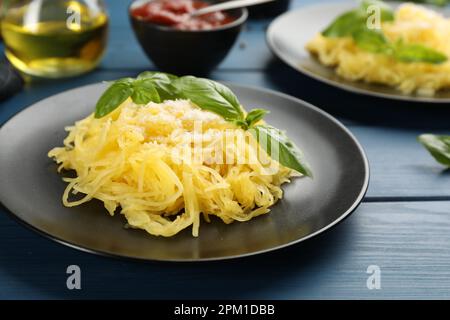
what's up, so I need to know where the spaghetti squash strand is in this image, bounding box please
[49,99,296,237]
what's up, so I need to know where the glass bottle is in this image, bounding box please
[1,0,108,78]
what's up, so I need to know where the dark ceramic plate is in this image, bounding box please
[0,83,369,261]
[267,1,450,103]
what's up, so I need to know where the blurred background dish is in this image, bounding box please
[1,0,109,78]
[267,1,450,103]
[129,0,247,75]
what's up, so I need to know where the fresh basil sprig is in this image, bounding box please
[173,76,244,121]
[352,28,392,54]
[95,72,176,118]
[94,79,134,118]
[131,78,161,104]
[137,71,178,101]
[250,125,313,177]
[95,72,244,121]
[418,134,450,167]
[322,11,367,38]
[352,28,448,63]
[322,0,448,64]
[94,72,312,177]
[360,0,395,22]
[394,41,448,64]
[322,0,394,37]
[244,109,270,128]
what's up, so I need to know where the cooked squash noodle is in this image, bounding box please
[48,99,295,237]
[307,4,450,96]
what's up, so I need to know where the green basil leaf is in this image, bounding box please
[114,77,134,85]
[137,71,178,100]
[418,134,450,167]
[173,76,244,121]
[250,125,313,177]
[353,28,392,53]
[323,0,394,38]
[361,0,394,22]
[93,73,312,179]
[233,119,248,129]
[394,42,448,64]
[322,10,365,37]
[95,82,133,118]
[131,79,160,104]
[245,109,269,128]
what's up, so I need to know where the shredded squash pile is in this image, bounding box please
[48,99,295,237]
[307,4,450,96]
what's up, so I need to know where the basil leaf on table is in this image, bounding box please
[394,42,448,64]
[95,82,133,118]
[418,134,450,167]
[250,125,313,177]
[173,76,245,121]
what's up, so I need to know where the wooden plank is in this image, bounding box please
[0,201,449,299]
[351,126,450,199]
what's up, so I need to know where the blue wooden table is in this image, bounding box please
[1,0,450,299]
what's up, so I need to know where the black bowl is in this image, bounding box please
[129,0,248,75]
[249,0,291,19]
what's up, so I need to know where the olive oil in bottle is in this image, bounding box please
[1,1,108,78]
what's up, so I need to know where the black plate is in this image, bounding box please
[0,83,369,261]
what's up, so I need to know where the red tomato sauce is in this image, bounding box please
[131,0,236,31]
